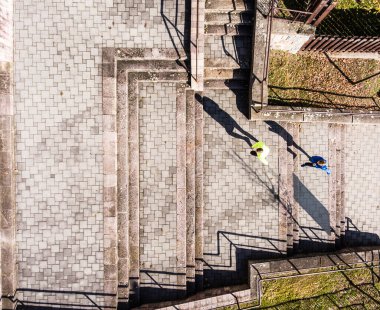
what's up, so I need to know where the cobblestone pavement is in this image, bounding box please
[202,89,380,287]
[139,82,180,302]
[12,0,380,305]
[204,35,251,67]
[14,0,186,305]
[344,124,380,246]
[295,123,331,251]
[202,89,283,288]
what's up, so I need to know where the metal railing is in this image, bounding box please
[274,0,337,26]
[261,0,275,110]
[252,0,275,111]
[302,35,380,53]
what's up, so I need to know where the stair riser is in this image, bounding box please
[205,68,250,80]
[205,24,252,36]
[205,0,254,11]
[205,12,253,25]
[204,79,248,90]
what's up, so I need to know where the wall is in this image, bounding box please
[270,19,315,54]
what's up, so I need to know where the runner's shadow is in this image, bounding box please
[265,121,311,159]
[196,94,258,146]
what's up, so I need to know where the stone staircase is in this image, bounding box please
[203,0,272,115]
[102,48,206,308]
[276,122,347,255]
[0,61,16,310]
[204,0,253,92]
[102,1,353,307]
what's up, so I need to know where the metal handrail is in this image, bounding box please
[195,0,199,82]
[259,108,380,116]
[260,0,275,110]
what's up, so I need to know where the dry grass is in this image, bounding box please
[260,268,380,309]
[268,51,380,110]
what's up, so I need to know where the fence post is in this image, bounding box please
[306,0,327,24]
[313,1,337,26]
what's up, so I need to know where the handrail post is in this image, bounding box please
[190,0,204,91]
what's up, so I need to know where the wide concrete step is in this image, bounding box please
[205,11,253,25]
[186,90,196,294]
[204,79,248,90]
[249,107,380,123]
[204,35,251,68]
[205,0,254,11]
[124,60,188,71]
[194,93,204,292]
[274,121,349,255]
[277,122,300,255]
[205,24,252,36]
[205,68,250,80]
[328,124,346,249]
[205,57,250,69]
[185,91,205,295]
[136,286,251,309]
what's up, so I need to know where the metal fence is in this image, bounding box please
[274,0,337,26]
[302,35,380,53]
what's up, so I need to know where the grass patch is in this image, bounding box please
[260,268,380,309]
[268,50,380,110]
[277,0,380,36]
[337,0,380,12]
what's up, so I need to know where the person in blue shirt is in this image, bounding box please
[301,156,331,175]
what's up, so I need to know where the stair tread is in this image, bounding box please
[205,68,249,80]
[205,11,254,24]
[205,0,254,11]
[205,58,250,69]
[205,79,249,89]
[205,24,252,36]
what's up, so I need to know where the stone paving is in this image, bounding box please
[8,0,380,307]
[295,123,332,251]
[344,124,380,246]
[13,0,186,306]
[139,82,179,302]
[202,89,283,288]
[201,88,380,287]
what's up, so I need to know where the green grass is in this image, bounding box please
[337,0,380,12]
[277,0,380,36]
[268,50,380,110]
[259,268,380,309]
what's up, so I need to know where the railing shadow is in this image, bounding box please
[160,0,191,73]
[203,231,285,288]
[345,217,380,247]
[324,53,380,85]
[139,269,187,303]
[269,85,380,111]
[203,147,350,288]
[3,288,116,309]
[232,151,338,254]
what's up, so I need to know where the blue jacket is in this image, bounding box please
[310,156,331,175]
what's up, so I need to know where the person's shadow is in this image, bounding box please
[196,94,257,147]
[265,121,310,159]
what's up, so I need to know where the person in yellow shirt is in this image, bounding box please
[251,141,270,165]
